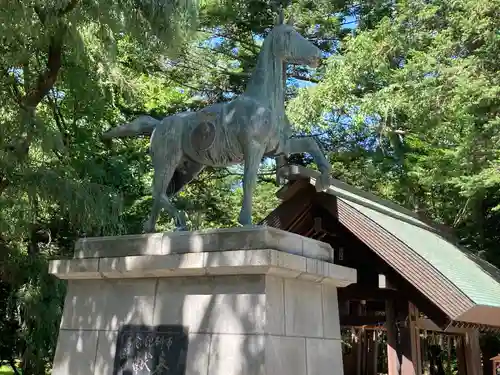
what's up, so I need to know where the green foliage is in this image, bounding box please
[1,0,500,372]
[0,1,298,372]
[288,0,500,262]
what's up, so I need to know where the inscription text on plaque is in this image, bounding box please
[113,325,188,375]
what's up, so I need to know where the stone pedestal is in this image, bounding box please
[49,226,356,375]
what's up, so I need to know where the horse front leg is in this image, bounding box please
[287,137,332,191]
[239,141,266,226]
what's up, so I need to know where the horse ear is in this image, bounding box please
[286,15,294,26]
[275,9,285,25]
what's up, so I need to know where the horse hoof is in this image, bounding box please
[143,222,155,233]
[240,223,260,229]
[174,225,189,232]
[315,173,330,192]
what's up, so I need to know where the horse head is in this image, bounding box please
[270,10,322,68]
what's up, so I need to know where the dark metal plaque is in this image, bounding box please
[113,325,188,375]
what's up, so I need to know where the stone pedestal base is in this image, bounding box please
[49,227,356,375]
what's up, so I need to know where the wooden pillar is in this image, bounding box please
[343,329,358,375]
[362,329,367,375]
[456,335,468,375]
[356,328,363,375]
[400,303,420,375]
[400,327,414,375]
[275,155,287,185]
[386,299,401,375]
[366,330,379,375]
[464,330,482,375]
[408,303,422,375]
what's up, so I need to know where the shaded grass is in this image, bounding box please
[0,366,14,375]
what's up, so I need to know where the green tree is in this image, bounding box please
[0,1,211,373]
[6,0,500,372]
[288,0,500,265]
[0,1,354,371]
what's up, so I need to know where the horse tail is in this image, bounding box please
[102,115,160,139]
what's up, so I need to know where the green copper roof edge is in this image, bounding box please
[337,197,475,314]
[340,197,500,308]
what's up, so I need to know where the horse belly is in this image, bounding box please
[182,98,274,166]
[192,147,244,167]
[184,124,244,167]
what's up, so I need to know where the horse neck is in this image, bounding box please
[244,35,285,123]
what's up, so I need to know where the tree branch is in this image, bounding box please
[34,0,79,24]
[27,0,80,107]
[196,45,254,64]
[59,0,80,16]
[47,90,70,150]
[1,69,25,108]
[288,74,320,83]
[23,33,64,108]
[201,30,259,54]
[1,8,73,169]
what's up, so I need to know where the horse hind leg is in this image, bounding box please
[143,153,187,233]
[166,158,205,197]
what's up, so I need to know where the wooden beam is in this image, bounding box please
[340,315,474,336]
[343,329,359,375]
[409,303,422,375]
[400,303,420,375]
[275,178,313,201]
[366,330,379,375]
[312,202,451,330]
[340,315,388,327]
[305,200,451,329]
[384,269,451,330]
[416,319,471,334]
[386,299,401,375]
[260,184,314,230]
[400,328,415,375]
[464,330,482,375]
[311,205,390,271]
[338,285,400,301]
[282,164,452,239]
[313,193,458,329]
[456,335,468,375]
[357,329,363,375]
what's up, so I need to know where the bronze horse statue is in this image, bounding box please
[103,13,331,232]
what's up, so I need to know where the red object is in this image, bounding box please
[490,354,500,375]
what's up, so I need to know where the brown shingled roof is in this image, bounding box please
[263,165,500,331]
